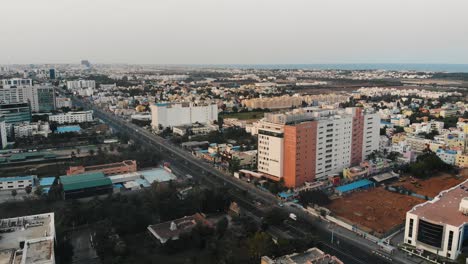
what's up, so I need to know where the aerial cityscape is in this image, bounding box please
[1,1,468,264]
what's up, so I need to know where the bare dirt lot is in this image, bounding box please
[326,187,424,236]
[391,171,468,198]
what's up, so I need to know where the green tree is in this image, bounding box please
[216,217,229,237]
[228,157,241,174]
[11,189,17,199]
[25,186,32,195]
[264,208,288,226]
[299,190,331,207]
[387,151,402,162]
[34,186,44,196]
[246,232,275,261]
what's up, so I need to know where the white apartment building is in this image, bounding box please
[314,116,353,179]
[411,121,445,134]
[13,122,51,138]
[257,122,285,179]
[48,110,94,124]
[55,97,73,108]
[66,80,96,89]
[0,80,55,112]
[0,118,7,149]
[362,111,381,159]
[150,102,218,130]
[172,124,218,136]
[1,78,32,86]
[404,180,468,261]
[435,149,458,165]
[405,137,431,152]
[0,175,35,190]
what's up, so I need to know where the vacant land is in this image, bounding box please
[392,172,468,198]
[221,111,267,120]
[327,187,424,236]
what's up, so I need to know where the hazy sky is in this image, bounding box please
[1,0,468,64]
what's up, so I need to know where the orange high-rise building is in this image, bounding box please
[283,122,317,187]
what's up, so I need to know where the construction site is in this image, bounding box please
[391,171,468,198]
[326,187,424,237]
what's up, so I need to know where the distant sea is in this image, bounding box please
[188,64,468,73]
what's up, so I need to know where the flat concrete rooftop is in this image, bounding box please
[411,179,468,227]
[0,213,55,264]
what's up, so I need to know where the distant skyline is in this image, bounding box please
[1,0,468,65]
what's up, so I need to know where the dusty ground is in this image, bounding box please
[326,187,424,236]
[392,171,468,198]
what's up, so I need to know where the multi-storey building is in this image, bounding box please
[257,107,380,187]
[48,110,93,124]
[0,79,55,112]
[0,213,56,264]
[0,102,32,124]
[66,80,96,89]
[0,117,6,148]
[150,102,218,130]
[55,97,73,108]
[0,175,35,190]
[37,86,56,112]
[13,121,51,138]
[1,78,33,86]
[404,180,468,261]
[405,136,431,152]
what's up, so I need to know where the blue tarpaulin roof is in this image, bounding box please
[56,125,81,133]
[336,179,374,194]
[39,177,55,186]
[278,192,295,199]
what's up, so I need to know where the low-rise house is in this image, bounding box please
[261,247,343,264]
[0,175,36,190]
[147,213,212,244]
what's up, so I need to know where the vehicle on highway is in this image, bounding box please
[377,242,396,254]
[289,213,297,221]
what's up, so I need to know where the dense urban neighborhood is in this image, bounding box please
[0,63,468,264]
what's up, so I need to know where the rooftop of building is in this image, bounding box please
[0,213,55,264]
[0,175,34,183]
[147,213,210,242]
[56,125,81,133]
[153,102,216,108]
[50,110,92,115]
[261,247,343,264]
[140,168,177,183]
[59,172,112,191]
[38,177,55,186]
[410,179,468,227]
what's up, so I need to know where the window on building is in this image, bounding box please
[447,231,454,251]
[408,219,413,238]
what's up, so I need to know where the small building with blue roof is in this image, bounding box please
[38,177,56,194]
[56,125,81,133]
[335,179,374,195]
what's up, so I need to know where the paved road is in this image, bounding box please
[72,97,423,264]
